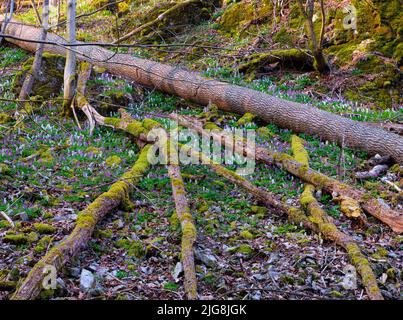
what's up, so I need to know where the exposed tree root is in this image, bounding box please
[11,145,152,300]
[291,135,383,300]
[170,114,403,233]
[167,163,197,300]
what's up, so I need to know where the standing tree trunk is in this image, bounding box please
[62,0,76,117]
[0,0,14,46]
[19,0,49,101]
[296,0,329,73]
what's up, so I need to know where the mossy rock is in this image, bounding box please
[272,26,294,47]
[33,235,52,254]
[326,38,401,109]
[240,230,254,240]
[0,163,11,175]
[0,113,13,124]
[347,53,401,109]
[13,53,65,99]
[105,155,122,167]
[236,112,255,126]
[3,233,37,245]
[329,0,402,61]
[218,0,272,35]
[33,223,56,234]
[239,49,314,78]
[115,238,147,258]
[117,0,214,43]
[230,244,254,257]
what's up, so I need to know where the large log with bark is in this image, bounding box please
[2,18,403,163]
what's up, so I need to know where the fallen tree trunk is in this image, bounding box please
[11,145,152,300]
[171,114,403,233]
[72,103,383,300]
[167,163,198,300]
[2,18,403,163]
[291,135,383,300]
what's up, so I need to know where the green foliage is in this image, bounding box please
[0,47,27,68]
[163,281,179,291]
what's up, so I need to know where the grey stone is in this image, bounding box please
[80,269,95,291]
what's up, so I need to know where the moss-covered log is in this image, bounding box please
[291,135,383,300]
[18,0,49,101]
[170,114,403,233]
[291,135,364,222]
[167,163,197,300]
[176,143,317,232]
[11,145,152,300]
[3,18,403,163]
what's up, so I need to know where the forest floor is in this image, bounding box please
[0,3,402,300]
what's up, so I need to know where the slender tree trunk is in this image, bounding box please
[0,0,14,46]
[62,0,76,117]
[19,0,49,101]
[2,20,403,163]
[29,0,42,25]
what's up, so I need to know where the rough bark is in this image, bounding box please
[167,164,197,300]
[291,135,383,300]
[171,114,403,233]
[11,144,152,300]
[19,0,49,101]
[2,19,403,162]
